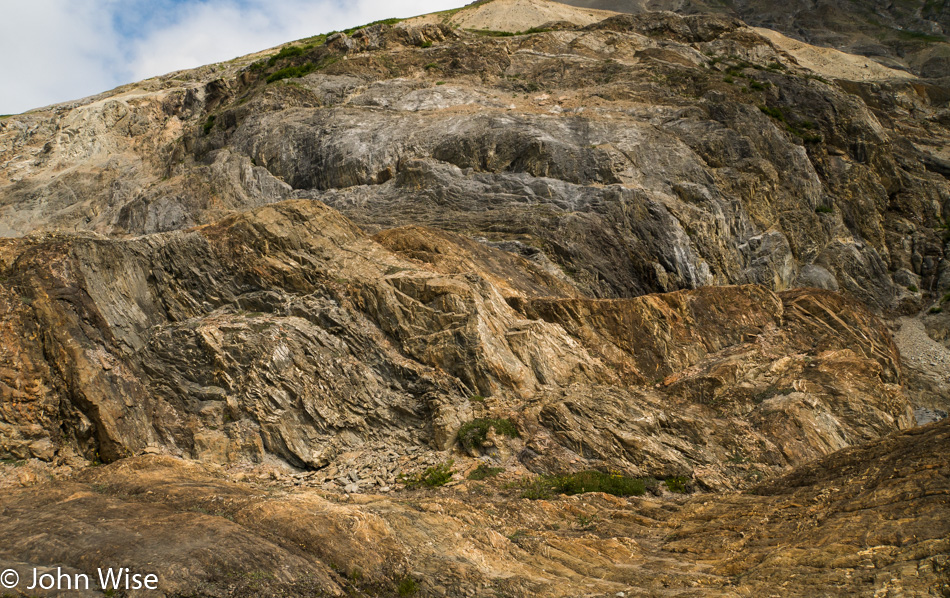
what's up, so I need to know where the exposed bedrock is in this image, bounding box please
[0,200,914,490]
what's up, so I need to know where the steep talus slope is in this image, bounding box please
[407,0,620,31]
[0,2,949,596]
[556,0,950,78]
[0,419,946,597]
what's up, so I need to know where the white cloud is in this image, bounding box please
[0,0,459,114]
[0,1,124,113]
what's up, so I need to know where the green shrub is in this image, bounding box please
[341,17,403,35]
[397,575,418,596]
[723,75,734,84]
[468,29,516,37]
[268,45,305,66]
[815,205,833,214]
[930,306,943,314]
[907,284,919,292]
[202,115,216,135]
[267,62,317,83]
[457,418,519,451]
[401,460,454,489]
[942,292,950,303]
[759,105,785,120]
[897,30,946,42]
[665,476,689,493]
[519,470,647,499]
[420,40,433,48]
[468,463,504,480]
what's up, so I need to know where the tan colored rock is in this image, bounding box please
[0,420,945,597]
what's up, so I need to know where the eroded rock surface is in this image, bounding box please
[1,2,949,596]
[0,419,946,597]
[1,11,947,311]
[0,200,916,493]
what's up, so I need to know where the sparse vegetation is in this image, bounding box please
[930,306,943,314]
[468,463,504,480]
[897,30,946,42]
[804,73,832,84]
[396,575,418,596]
[815,205,834,214]
[266,62,317,83]
[468,27,552,37]
[400,460,455,489]
[468,28,516,37]
[457,418,519,451]
[760,105,823,142]
[665,476,690,493]
[907,284,919,292]
[337,17,403,36]
[725,60,753,76]
[726,449,748,464]
[202,115,216,135]
[518,470,648,499]
[268,45,307,66]
[575,513,596,528]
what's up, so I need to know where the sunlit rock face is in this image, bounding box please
[1,2,949,596]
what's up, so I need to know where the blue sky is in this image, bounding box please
[0,0,458,114]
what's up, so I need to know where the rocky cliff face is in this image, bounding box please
[0,199,916,490]
[558,0,950,78]
[2,12,948,310]
[1,1,949,596]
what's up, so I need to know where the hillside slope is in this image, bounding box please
[0,1,949,596]
[557,0,950,77]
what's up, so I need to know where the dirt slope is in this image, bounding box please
[754,27,916,82]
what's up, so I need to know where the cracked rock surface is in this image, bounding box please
[1,2,949,596]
